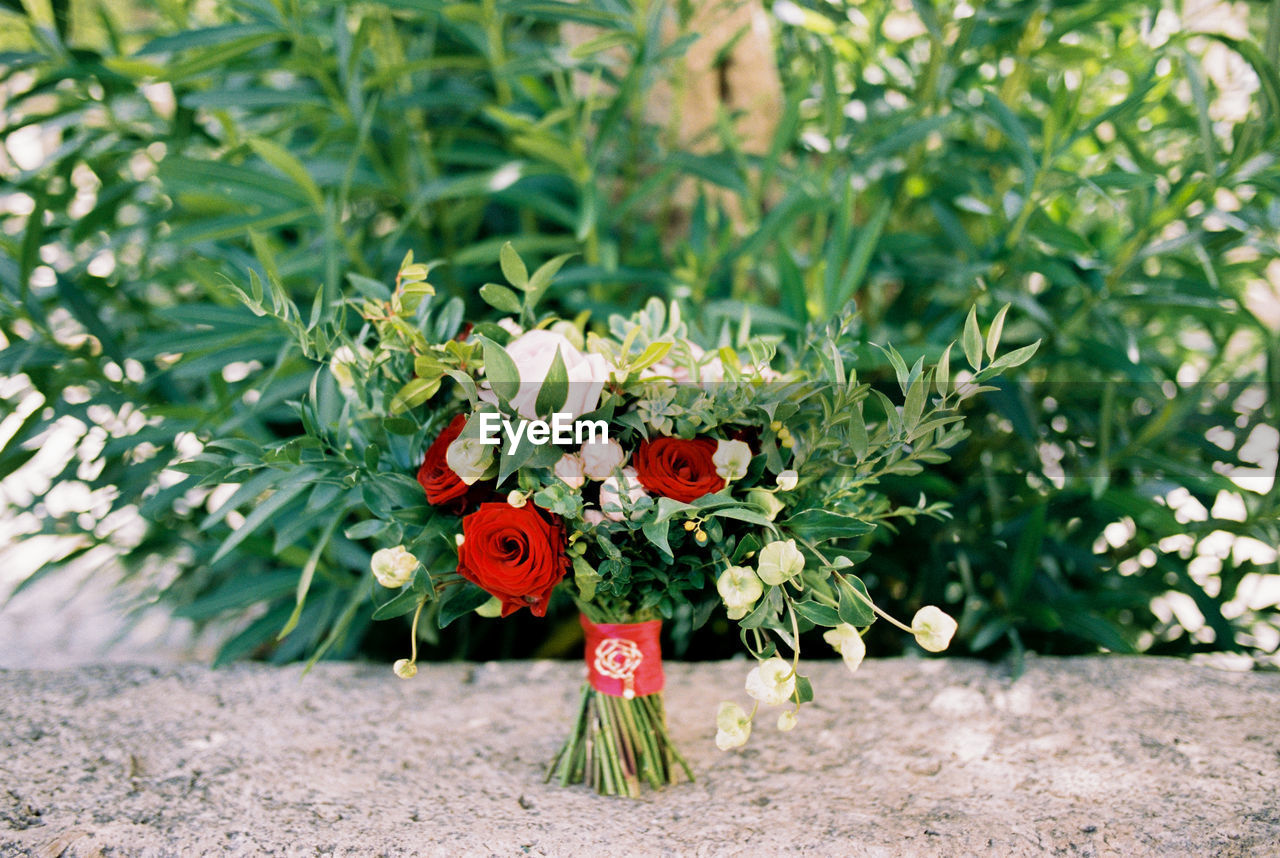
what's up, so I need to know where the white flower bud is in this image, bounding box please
[445,434,493,485]
[776,470,798,491]
[912,606,958,652]
[475,597,503,618]
[756,539,805,586]
[715,701,752,750]
[371,546,417,589]
[822,623,866,673]
[507,490,526,508]
[744,657,796,706]
[745,488,785,521]
[553,453,586,489]
[777,710,798,732]
[712,439,752,482]
[579,437,626,480]
[454,533,465,547]
[716,565,764,620]
[393,658,417,679]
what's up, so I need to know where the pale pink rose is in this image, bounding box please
[599,467,648,521]
[554,453,586,489]
[501,330,609,420]
[580,437,626,480]
[582,509,607,527]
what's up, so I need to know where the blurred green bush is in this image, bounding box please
[1,0,1276,665]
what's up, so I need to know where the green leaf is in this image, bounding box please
[792,600,841,627]
[372,588,423,621]
[784,509,875,542]
[987,341,1040,371]
[499,241,529,289]
[479,282,523,314]
[962,306,983,371]
[390,376,441,414]
[477,335,521,403]
[439,583,491,627]
[534,346,568,416]
[572,555,601,600]
[985,303,1010,361]
[793,674,814,704]
[835,576,875,627]
[526,252,576,307]
[248,138,324,212]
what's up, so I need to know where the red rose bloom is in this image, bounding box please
[456,503,569,617]
[632,436,726,503]
[417,414,469,506]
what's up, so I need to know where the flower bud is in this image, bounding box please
[822,623,866,673]
[744,657,796,706]
[716,565,764,620]
[553,453,586,489]
[683,520,698,531]
[756,539,805,586]
[712,439,752,482]
[371,545,417,589]
[579,437,626,480]
[777,710,798,732]
[911,606,958,652]
[715,702,752,750]
[776,470,798,491]
[507,490,527,508]
[454,533,465,547]
[445,434,494,485]
[745,488,786,522]
[694,529,708,545]
[475,596,503,618]
[393,658,417,679]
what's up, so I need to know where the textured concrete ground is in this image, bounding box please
[2,656,1278,857]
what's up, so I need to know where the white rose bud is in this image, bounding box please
[822,623,867,674]
[777,710,798,732]
[712,438,752,482]
[599,467,648,521]
[744,657,796,706]
[756,539,805,586]
[912,606,958,653]
[745,488,785,522]
[776,469,798,491]
[330,345,360,391]
[502,329,610,420]
[506,490,526,508]
[371,546,417,589]
[716,565,764,620]
[579,437,626,480]
[392,658,417,679]
[715,702,752,751]
[554,453,586,489]
[445,435,493,485]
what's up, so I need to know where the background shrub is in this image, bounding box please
[1,0,1276,665]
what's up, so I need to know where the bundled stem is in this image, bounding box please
[546,685,693,797]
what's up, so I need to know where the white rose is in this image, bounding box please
[716,565,764,620]
[599,467,648,521]
[580,437,626,480]
[554,453,586,489]
[776,470,798,491]
[912,606,958,653]
[445,435,494,485]
[715,701,752,750]
[822,623,866,674]
[745,657,796,706]
[502,329,610,420]
[371,546,417,589]
[756,539,805,586]
[713,439,752,482]
[496,318,524,337]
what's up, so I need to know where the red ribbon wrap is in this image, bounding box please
[580,614,664,699]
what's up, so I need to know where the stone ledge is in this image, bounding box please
[2,656,1278,857]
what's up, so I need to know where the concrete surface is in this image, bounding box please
[2,656,1278,857]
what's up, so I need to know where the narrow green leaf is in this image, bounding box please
[534,346,568,416]
[962,306,983,370]
[499,241,529,289]
[479,282,523,314]
[985,303,1010,360]
[477,335,521,403]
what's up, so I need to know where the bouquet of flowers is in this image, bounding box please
[220,245,1036,796]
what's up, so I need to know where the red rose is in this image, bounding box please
[417,414,469,506]
[632,436,725,503]
[456,503,569,617]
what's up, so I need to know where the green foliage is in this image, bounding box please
[1,0,1276,664]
